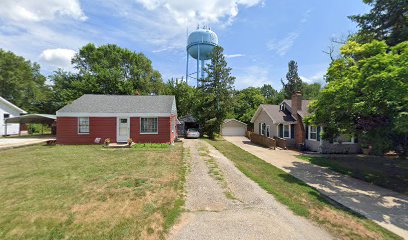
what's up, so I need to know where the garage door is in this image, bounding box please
[221,127,246,136]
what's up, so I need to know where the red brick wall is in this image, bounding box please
[129,116,174,144]
[57,116,175,144]
[57,117,116,144]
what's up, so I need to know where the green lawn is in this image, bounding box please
[0,143,185,240]
[206,139,401,240]
[298,155,408,195]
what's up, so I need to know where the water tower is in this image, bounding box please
[186,26,218,87]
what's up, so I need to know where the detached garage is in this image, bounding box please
[221,119,247,136]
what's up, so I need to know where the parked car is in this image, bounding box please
[186,128,200,139]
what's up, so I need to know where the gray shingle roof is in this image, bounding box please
[57,94,176,114]
[261,104,296,124]
[282,99,312,118]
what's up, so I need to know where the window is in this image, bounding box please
[78,117,89,134]
[4,113,10,119]
[261,123,266,136]
[266,125,270,137]
[283,124,290,138]
[141,117,158,134]
[309,126,317,140]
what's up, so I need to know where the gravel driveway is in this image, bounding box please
[169,139,331,240]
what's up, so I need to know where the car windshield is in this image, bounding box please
[188,128,198,132]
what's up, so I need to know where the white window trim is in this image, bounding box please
[266,125,270,137]
[140,117,159,134]
[308,125,318,141]
[283,124,290,139]
[78,117,90,135]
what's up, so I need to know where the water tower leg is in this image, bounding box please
[197,45,200,87]
[185,52,189,84]
[201,59,205,79]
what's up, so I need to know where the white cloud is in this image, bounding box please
[39,48,76,69]
[135,0,262,26]
[225,53,245,58]
[267,31,300,56]
[300,70,326,84]
[235,65,272,88]
[0,0,87,22]
[266,9,312,56]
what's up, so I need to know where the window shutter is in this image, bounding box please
[290,124,295,139]
[317,126,321,141]
[305,125,309,139]
[279,124,283,138]
[259,123,261,135]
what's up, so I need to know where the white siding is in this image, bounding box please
[0,102,22,135]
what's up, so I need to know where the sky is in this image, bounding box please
[0,0,370,90]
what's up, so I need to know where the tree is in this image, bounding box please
[281,60,303,98]
[164,78,197,117]
[0,49,49,113]
[232,87,266,124]
[302,82,321,100]
[198,46,235,139]
[308,40,408,155]
[349,0,408,46]
[49,43,165,111]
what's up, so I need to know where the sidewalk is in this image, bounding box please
[0,136,55,151]
[224,136,408,239]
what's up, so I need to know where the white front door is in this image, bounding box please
[117,117,130,143]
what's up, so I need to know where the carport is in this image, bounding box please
[5,114,56,135]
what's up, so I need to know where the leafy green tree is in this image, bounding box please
[281,60,303,98]
[260,84,279,103]
[232,87,266,124]
[164,78,198,117]
[308,40,408,155]
[349,0,408,46]
[49,43,165,111]
[302,82,321,100]
[0,49,49,113]
[198,46,235,139]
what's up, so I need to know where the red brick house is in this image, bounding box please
[251,92,360,153]
[56,94,177,144]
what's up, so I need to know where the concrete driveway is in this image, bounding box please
[0,136,55,150]
[169,139,331,240]
[224,136,408,239]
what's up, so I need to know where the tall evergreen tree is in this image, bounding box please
[281,60,303,99]
[349,0,408,46]
[198,46,235,139]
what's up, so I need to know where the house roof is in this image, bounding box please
[0,96,26,114]
[223,119,247,126]
[282,99,312,118]
[250,104,296,124]
[56,94,177,117]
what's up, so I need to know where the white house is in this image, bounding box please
[0,96,26,136]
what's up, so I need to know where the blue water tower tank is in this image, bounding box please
[187,28,218,60]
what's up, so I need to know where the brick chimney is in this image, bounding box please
[291,91,302,111]
[291,91,305,148]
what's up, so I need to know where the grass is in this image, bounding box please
[205,139,401,240]
[196,143,237,200]
[297,155,408,195]
[132,143,170,149]
[0,143,184,240]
